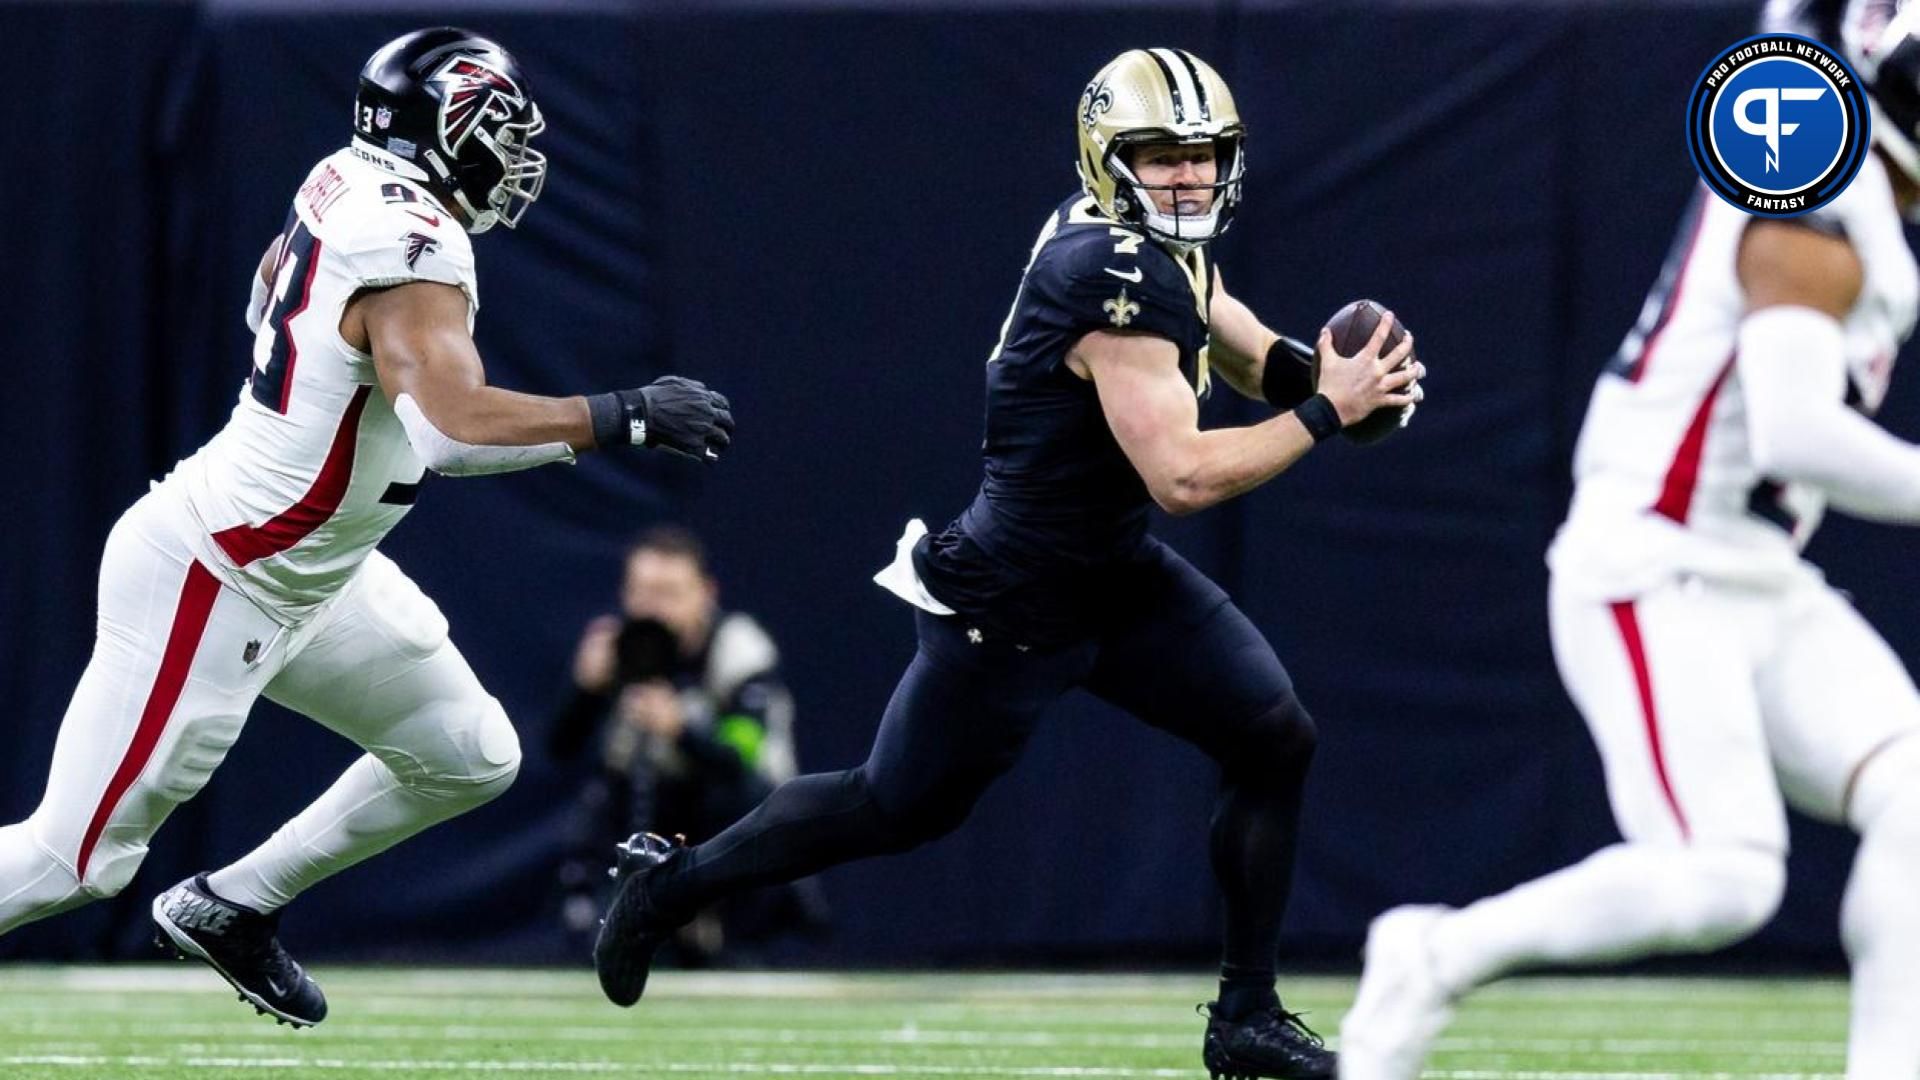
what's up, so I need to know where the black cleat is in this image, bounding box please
[151,874,327,1028]
[1201,1001,1336,1080]
[593,832,687,1007]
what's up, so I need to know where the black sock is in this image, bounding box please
[1215,966,1278,1021]
[647,768,888,917]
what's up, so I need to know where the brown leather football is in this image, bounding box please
[1312,299,1415,445]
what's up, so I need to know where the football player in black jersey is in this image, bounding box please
[595,48,1421,1080]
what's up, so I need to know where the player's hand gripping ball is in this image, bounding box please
[1312,299,1419,445]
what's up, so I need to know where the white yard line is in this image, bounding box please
[0,1057,1853,1078]
[1436,1068,1835,1076]
[0,1021,1851,1057]
[0,1058,1199,1077]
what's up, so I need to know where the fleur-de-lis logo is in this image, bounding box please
[1103,288,1140,328]
[1080,79,1114,130]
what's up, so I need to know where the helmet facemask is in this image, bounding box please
[1103,130,1245,251]
[458,102,547,233]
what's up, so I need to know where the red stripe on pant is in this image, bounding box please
[75,561,223,879]
[1608,599,1692,841]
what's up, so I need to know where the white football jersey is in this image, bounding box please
[167,146,478,623]
[1551,154,1919,596]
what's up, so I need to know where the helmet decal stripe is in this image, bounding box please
[1173,50,1213,122]
[1144,48,1191,125]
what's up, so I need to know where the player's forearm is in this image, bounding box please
[1159,413,1316,514]
[1758,403,1920,522]
[393,386,586,477]
[1207,291,1278,401]
[1211,340,1270,401]
[433,385,597,451]
[1740,307,1920,522]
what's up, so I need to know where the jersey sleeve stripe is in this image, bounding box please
[1649,353,1735,524]
[212,385,372,567]
[74,561,223,879]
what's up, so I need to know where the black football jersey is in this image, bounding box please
[915,194,1214,645]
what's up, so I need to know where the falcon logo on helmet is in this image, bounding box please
[1076,48,1245,251]
[351,27,548,235]
[432,57,526,154]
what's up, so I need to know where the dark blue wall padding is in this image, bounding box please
[2,0,1898,969]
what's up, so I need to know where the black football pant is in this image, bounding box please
[646,539,1315,981]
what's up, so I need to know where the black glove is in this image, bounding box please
[589,376,734,461]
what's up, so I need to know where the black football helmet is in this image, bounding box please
[1862,4,1920,190]
[1767,1,1920,189]
[352,27,546,234]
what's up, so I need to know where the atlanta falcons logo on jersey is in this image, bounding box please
[430,57,527,154]
[402,231,439,269]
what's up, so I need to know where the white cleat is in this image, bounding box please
[1339,905,1457,1080]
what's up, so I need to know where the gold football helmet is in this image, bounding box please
[1076,48,1245,249]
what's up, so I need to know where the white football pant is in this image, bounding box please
[1412,573,1920,1080]
[0,486,520,931]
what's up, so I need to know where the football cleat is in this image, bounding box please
[151,874,327,1028]
[1337,905,1458,1080]
[1201,1000,1337,1080]
[593,832,687,1007]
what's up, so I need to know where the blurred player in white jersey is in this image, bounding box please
[0,27,733,1027]
[1342,3,1920,1078]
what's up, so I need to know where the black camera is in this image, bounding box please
[615,617,678,685]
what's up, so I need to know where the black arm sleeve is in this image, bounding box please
[1261,334,1317,409]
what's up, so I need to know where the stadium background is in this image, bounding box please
[0,0,1898,974]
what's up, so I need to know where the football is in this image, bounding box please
[1313,299,1416,445]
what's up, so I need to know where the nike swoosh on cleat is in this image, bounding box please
[1104,267,1143,283]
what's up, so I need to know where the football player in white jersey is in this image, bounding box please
[1340,4,1920,1079]
[0,27,733,1027]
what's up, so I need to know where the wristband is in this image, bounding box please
[1294,393,1341,443]
[586,391,644,448]
[1261,334,1316,409]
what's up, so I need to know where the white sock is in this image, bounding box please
[1840,748,1920,1080]
[0,822,90,935]
[1427,842,1784,991]
[207,752,506,913]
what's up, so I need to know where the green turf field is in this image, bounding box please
[0,966,1850,1079]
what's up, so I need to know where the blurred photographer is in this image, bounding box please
[550,527,816,957]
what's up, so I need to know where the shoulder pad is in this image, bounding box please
[314,158,477,304]
[339,197,475,293]
[1029,224,1200,338]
